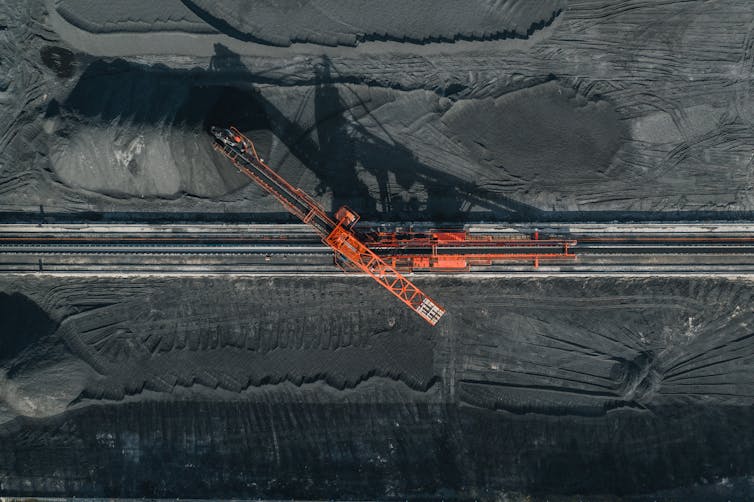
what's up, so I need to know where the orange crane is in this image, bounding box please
[211,126,576,325]
[211,126,446,325]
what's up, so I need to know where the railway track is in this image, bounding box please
[3,223,754,274]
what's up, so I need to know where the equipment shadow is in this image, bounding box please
[47,46,754,225]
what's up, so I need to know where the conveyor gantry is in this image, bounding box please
[211,126,445,326]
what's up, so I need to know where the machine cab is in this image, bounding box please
[335,206,360,229]
[210,126,248,152]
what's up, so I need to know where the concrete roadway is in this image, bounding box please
[3,222,754,275]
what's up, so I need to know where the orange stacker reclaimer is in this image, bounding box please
[211,126,575,326]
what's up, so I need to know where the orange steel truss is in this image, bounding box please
[213,126,578,325]
[212,127,446,326]
[325,208,445,325]
[365,230,576,271]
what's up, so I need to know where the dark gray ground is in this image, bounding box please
[3,0,754,499]
[3,0,754,221]
[2,275,754,499]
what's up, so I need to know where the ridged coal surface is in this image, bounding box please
[4,1,754,221]
[2,275,754,497]
[3,0,754,499]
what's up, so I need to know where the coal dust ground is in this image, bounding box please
[3,0,754,499]
[2,275,754,499]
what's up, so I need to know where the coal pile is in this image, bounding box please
[2,0,754,499]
